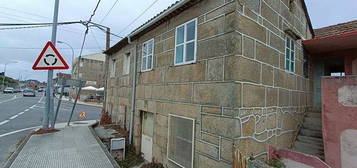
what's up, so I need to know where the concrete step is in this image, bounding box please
[307,108,322,113]
[300,128,322,138]
[302,122,322,131]
[296,135,323,145]
[306,112,321,118]
[305,117,322,125]
[294,141,324,157]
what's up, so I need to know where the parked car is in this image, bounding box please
[23,89,36,97]
[38,88,44,92]
[3,87,14,94]
[14,88,22,93]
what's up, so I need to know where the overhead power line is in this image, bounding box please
[78,0,102,59]
[118,0,159,35]
[0,47,100,50]
[0,21,82,26]
[100,0,119,24]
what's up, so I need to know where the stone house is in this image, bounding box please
[72,53,105,87]
[103,0,314,167]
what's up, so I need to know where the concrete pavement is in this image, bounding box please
[7,122,117,168]
[0,93,102,164]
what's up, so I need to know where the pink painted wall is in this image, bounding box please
[322,76,357,168]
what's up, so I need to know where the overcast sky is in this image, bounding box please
[0,0,356,82]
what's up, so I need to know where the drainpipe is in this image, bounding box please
[128,35,137,145]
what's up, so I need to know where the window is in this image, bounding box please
[109,59,116,78]
[285,36,295,72]
[167,115,194,168]
[175,19,197,65]
[80,61,84,67]
[142,39,154,71]
[78,73,82,78]
[123,53,130,75]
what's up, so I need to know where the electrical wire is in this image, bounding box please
[99,0,119,24]
[78,0,102,60]
[118,0,159,35]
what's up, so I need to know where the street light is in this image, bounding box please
[57,40,74,70]
[2,61,18,89]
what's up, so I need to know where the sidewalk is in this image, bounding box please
[6,122,118,168]
[55,94,103,108]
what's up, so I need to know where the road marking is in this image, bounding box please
[0,95,17,104]
[9,115,18,120]
[0,120,9,126]
[0,126,40,138]
[18,112,25,115]
[24,109,29,112]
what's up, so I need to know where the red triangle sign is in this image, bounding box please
[32,41,69,70]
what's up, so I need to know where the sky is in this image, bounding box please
[0,0,356,82]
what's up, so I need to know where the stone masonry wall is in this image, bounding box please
[105,0,314,167]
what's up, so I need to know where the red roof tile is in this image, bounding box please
[315,20,357,38]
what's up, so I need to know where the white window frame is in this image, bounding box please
[141,38,154,72]
[285,36,295,73]
[110,59,116,78]
[167,114,195,168]
[123,53,130,75]
[174,18,198,66]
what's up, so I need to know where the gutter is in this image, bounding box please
[129,0,191,38]
[128,35,136,145]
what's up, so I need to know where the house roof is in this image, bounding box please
[314,20,357,38]
[303,21,357,54]
[80,53,105,62]
[104,0,314,55]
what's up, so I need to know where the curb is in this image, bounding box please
[88,122,121,168]
[2,132,32,168]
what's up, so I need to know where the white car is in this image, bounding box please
[23,89,36,97]
[3,87,14,94]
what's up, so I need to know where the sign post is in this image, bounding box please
[32,0,68,129]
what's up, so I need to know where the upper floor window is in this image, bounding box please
[142,39,154,71]
[109,59,116,78]
[285,36,295,72]
[123,53,130,75]
[174,19,197,65]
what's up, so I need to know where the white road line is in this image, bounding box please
[9,115,18,120]
[0,95,17,104]
[0,120,9,126]
[0,126,40,138]
[18,112,25,115]
[24,109,29,112]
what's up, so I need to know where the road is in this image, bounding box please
[0,92,102,164]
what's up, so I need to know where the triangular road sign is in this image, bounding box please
[32,41,69,70]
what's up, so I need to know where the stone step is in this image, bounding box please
[296,135,324,145]
[293,146,325,160]
[307,108,322,113]
[300,128,322,138]
[305,117,322,125]
[306,112,321,118]
[294,141,324,157]
[302,122,322,131]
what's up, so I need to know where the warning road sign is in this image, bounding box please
[32,41,69,70]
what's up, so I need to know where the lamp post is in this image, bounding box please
[57,41,74,70]
[57,40,75,100]
[2,61,17,89]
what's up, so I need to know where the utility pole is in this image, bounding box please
[44,0,59,129]
[103,27,110,112]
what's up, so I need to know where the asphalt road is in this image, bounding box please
[0,92,102,164]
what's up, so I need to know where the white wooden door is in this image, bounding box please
[141,112,154,161]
